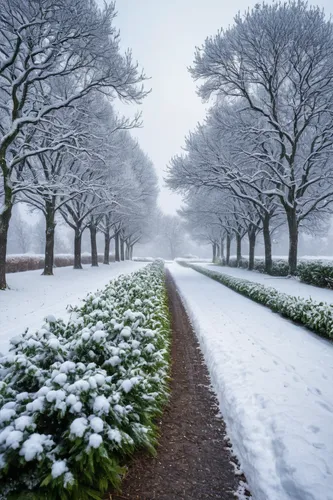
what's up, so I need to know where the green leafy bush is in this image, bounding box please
[180,262,333,341]
[297,260,333,289]
[0,261,170,499]
[225,257,289,276]
[223,257,333,287]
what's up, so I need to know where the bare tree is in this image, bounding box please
[190,1,333,273]
[0,0,147,288]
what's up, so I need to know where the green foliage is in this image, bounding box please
[223,257,333,287]
[0,261,171,499]
[181,262,333,341]
[297,260,333,289]
[225,257,290,276]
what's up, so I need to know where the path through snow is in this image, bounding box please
[198,263,333,303]
[0,262,146,354]
[168,263,333,500]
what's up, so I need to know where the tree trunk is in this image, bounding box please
[43,203,56,276]
[226,233,231,266]
[104,229,110,265]
[212,242,217,262]
[248,229,256,271]
[130,245,134,260]
[90,224,98,267]
[125,243,129,260]
[263,213,272,275]
[287,208,298,275]
[74,228,82,269]
[216,243,220,262]
[115,231,120,262]
[120,238,125,261]
[220,237,225,263]
[0,205,12,290]
[236,233,242,267]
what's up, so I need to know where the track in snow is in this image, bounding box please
[198,263,333,303]
[168,263,333,500]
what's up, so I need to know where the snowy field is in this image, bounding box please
[0,262,146,354]
[199,263,333,303]
[168,263,333,500]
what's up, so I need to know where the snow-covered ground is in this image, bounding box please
[0,262,146,354]
[198,264,333,303]
[168,263,333,500]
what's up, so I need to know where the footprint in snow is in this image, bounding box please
[312,442,326,450]
[317,401,333,414]
[307,387,322,396]
[308,425,320,434]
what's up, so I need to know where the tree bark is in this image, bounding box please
[0,205,12,290]
[115,231,120,262]
[125,243,130,260]
[104,229,110,265]
[248,229,256,271]
[287,207,298,275]
[226,233,231,266]
[220,237,225,263]
[212,242,217,263]
[74,228,82,269]
[120,238,125,261]
[43,203,56,276]
[263,213,272,275]
[236,233,242,267]
[89,224,98,267]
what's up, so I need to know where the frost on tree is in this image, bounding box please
[0,0,147,289]
[168,0,333,274]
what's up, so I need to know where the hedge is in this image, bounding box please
[0,260,171,499]
[226,257,290,276]
[220,257,333,289]
[6,254,115,274]
[180,262,333,341]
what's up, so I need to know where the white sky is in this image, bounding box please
[109,0,333,214]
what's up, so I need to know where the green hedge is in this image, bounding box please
[180,262,333,341]
[0,261,170,500]
[297,260,333,289]
[227,257,290,276]
[222,257,333,288]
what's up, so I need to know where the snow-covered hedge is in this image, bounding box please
[0,261,170,499]
[223,257,333,288]
[227,257,290,276]
[181,262,333,341]
[6,253,114,273]
[297,260,333,289]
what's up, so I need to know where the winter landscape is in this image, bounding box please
[1,0,333,499]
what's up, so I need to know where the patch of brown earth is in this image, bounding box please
[108,270,249,500]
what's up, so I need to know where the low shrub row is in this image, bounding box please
[0,261,170,499]
[220,257,333,289]
[180,262,333,341]
[6,254,115,273]
[297,260,333,289]
[226,257,290,276]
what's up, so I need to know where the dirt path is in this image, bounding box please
[108,271,246,499]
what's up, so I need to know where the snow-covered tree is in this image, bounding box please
[0,0,147,288]
[189,1,333,273]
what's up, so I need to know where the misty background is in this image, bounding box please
[8,0,333,260]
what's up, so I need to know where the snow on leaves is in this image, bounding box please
[0,261,170,499]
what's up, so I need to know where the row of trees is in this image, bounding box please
[167,1,333,274]
[0,0,156,289]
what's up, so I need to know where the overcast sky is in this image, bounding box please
[110,0,333,214]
